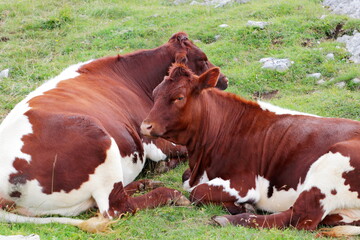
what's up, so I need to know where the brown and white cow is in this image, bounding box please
[141,63,360,237]
[0,33,228,232]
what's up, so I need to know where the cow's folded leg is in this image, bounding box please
[130,187,191,210]
[213,186,327,230]
[124,180,164,196]
[190,183,253,215]
[108,182,190,217]
[212,209,293,228]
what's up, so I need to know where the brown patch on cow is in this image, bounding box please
[9,191,21,198]
[11,111,112,194]
[320,214,343,226]
[331,189,337,195]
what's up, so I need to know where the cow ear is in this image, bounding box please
[175,52,188,64]
[197,67,220,91]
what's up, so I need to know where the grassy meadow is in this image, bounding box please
[1,0,360,239]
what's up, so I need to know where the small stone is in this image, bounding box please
[0,69,9,78]
[190,0,199,5]
[317,79,326,85]
[326,53,335,60]
[219,24,229,28]
[246,20,269,29]
[214,35,221,41]
[307,73,322,79]
[352,78,360,84]
[260,58,293,72]
[335,81,346,88]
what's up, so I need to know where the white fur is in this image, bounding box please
[302,151,360,219]
[143,142,167,162]
[121,153,146,187]
[257,100,319,117]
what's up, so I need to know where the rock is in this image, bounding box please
[214,35,221,41]
[0,235,40,240]
[259,58,293,72]
[219,24,229,28]
[326,53,335,60]
[323,0,360,19]
[335,81,346,88]
[352,77,360,84]
[246,20,269,29]
[0,69,9,78]
[317,79,326,85]
[337,32,360,63]
[188,0,250,7]
[307,73,322,79]
[174,0,189,5]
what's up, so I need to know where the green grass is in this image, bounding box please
[1,0,360,239]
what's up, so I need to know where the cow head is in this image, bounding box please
[141,63,220,145]
[168,32,228,90]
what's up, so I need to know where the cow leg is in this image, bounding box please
[108,182,190,217]
[212,186,325,230]
[190,183,254,215]
[124,179,164,196]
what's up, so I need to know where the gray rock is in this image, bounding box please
[0,69,9,78]
[214,35,221,41]
[352,77,360,84]
[337,32,360,63]
[326,53,335,60]
[307,73,322,79]
[246,20,269,29]
[0,235,40,240]
[219,24,229,28]
[335,81,346,88]
[323,0,360,19]
[317,79,326,85]
[259,58,293,72]
[174,0,189,5]
[188,0,251,7]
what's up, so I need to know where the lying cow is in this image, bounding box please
[141,63,360,237]
[0,33,228,232]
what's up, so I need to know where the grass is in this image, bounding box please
[0,0,360,239]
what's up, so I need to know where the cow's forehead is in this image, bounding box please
[154,77,190,98]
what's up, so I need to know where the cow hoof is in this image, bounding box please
[140,180,164,191]
[174,195,191,206]
[211,216,230,227]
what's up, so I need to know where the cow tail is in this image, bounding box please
[0,210,116,233]
[318,226,360,237]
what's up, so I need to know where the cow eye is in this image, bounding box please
[177,96,184,101]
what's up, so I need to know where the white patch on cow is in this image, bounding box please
[302,151,360,218]
[120,152,146,186]
[254,176,303,212]
[183,171,209,192]
[330,209,360,224]
[186,172,303,213]
[143,142,166,162]
[0,60,93,202]
[257,100,319,117]
[12,137,123,216]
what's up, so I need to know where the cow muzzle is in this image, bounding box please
[140,120,162,138]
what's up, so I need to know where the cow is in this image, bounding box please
[141,63,360,237]
[0,32,228,232]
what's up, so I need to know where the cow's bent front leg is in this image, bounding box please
[124,179,164,196]
[108,182,190,217]
[190,182,255,215]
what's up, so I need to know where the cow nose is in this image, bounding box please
[140,121,153,136]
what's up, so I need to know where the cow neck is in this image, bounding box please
[115,45,174,100]
[186,90,270,185]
